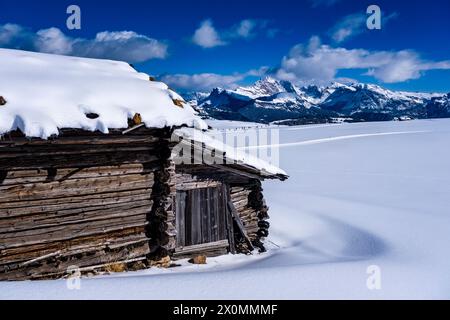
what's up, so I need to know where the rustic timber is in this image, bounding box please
[173,239,229,258]
[227,200,254,252]
[0,126,176,280]
[0,119,284,280]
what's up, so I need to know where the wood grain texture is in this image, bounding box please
[0,128,174,280]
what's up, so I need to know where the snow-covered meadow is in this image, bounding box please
[1,119,449,299]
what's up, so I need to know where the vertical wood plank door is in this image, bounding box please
[175,186,228,247]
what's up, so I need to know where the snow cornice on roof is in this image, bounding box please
[0,49,207,139]
[173,128,288,180]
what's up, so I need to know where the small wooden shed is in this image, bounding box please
[0,49,287,280]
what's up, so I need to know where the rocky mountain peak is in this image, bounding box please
[182,78,449,124]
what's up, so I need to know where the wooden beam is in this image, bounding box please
[19,250,62,267]
[176,180,222,190]
[223,185,236,254]
[122,124,145,135]
[209,164,261,180]
[173,239,229,256]
[227,200,254,251]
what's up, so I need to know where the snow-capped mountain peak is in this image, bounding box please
[182,78,448,124]
[233,76,294,99]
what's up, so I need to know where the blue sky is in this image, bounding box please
[1,0,449,92]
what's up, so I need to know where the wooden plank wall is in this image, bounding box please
[0,165,154,280]
[0,130,172,280]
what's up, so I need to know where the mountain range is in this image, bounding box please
[182,77,450,125]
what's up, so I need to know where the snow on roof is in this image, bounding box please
[174,128,288,179]
[0,49,207,139]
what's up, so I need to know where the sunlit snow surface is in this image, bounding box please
[1,119,450,299]
[0,49,206,138]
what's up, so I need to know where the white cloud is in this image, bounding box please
[330,13,366,43]
[246,66,271,77]
[192,20,226,48]
[73,31,167,62]
[275,36,450,84]
[0,23,34,49]
[192,19,271,48]
[161,73,244,91]
[160,67,270,91]
[365,52,450,83]
[0,23,167,63]
[234,20,258,38]
[330,12,398,43]
[35,28,73,54]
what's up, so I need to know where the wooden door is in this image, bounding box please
[175,186,228,247]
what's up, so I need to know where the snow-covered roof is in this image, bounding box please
[174,128,288,180]
[0,49,207,139]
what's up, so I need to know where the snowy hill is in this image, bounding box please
[183,77,447,124]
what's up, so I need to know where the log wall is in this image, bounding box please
[0,129,172,280]
[230,180,270,253]
[146,161,177,260]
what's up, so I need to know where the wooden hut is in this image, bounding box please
[0,49,287,280]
